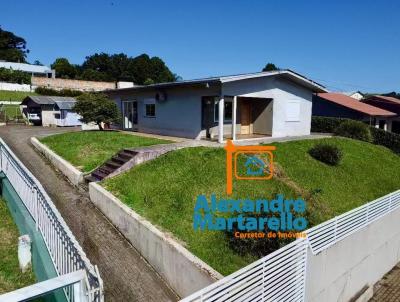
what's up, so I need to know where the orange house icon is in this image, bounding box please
[225,140,276,195]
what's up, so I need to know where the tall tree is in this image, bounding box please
[51,58,78,79]
[0,26,29,62]
[262,63,279,72]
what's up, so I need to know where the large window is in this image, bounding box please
[144,99,156,118]
[214,98,233,122]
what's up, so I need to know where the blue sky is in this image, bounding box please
[1,0,399,92]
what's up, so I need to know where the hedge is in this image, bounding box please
[35,87,82,97]
[312,116,400,154]
[0,67,31,84]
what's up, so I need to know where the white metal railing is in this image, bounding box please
[180,189,400,302]
[0,270,89,302]
[0,139,103,302]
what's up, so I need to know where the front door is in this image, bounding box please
[123,100,138,131]
[241,100,251,135]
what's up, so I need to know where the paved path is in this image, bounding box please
[370,263,400,301]
[0,126,177,302]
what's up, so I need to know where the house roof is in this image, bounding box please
[367,95,400,105]
[0,61,52,74]
[342,91,364,97]
[317,93,396,117]
[107,69,328,94]
[22,96,76,107]
[55,100,76,110]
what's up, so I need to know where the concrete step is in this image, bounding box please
[92,170,108,180]
[118,151,134,160]
[112,156,130,165]
[85,175,99,183]
[106,161,121,169]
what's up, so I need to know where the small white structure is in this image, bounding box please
[18,234,32,273]
[0,61,55,78]
[21,96,82,127]
[342,91,364,101]
[54,100,82,127]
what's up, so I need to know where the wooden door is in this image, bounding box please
[241,101,251,134]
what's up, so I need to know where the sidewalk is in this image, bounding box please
[370,263,400,301]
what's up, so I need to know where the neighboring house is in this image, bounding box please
[363,95,400,133]
[0,61,55,78]
[21,96,82,127]
[342,91,364,101]
[106,70,327,143]
[313,93,397,131]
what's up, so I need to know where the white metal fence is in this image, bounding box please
[180,189,400,302]
[0,138,103,302]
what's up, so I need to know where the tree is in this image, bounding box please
[51,58,77,79]
[80,52,177,84]
[74,93,120,130]
[262,63,279,72]
[0,26,29,62]
[33,60,43,66]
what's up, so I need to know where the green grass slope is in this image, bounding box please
[103,137,400,275]
[40,131,172,172]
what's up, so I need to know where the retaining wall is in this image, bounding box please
[88,182,222,298]
[305,206,400,302]
[30,137,84,186]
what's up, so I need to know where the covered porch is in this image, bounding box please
[201,96,273,143]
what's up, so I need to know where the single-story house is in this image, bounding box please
[21,96,82,127]
[312,93,397,131]
[363,95,400,133]
[106,70,327,143]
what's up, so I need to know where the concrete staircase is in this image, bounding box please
[86,149,138,182]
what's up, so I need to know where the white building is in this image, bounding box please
[0,61,55,78]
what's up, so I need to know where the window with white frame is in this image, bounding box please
[214,97,233,122]
[144,99,156,117]
[286,101,300,122]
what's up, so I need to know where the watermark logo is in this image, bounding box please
[225,140,275,195]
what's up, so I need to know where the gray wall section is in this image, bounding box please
[112,85,220,139]
[306,206,400,302]
[110,76,315,139]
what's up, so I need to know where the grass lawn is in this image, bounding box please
[40,131,172,172]
[0,90,37,102]
[102,137,400,275]
[0,105,23,120]
[0,199,35,293]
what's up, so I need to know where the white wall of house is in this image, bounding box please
[222,77,314,137]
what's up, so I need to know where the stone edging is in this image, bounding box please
[88,182,223,298]
[30,137,84,186]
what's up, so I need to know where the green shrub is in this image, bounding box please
[334,120,372,142]
[370,127,400,154]
[309,143,343,166]
[311,116,348,133]
[225,212,293,258]
[35,87,82,97]
[0,68,31,84]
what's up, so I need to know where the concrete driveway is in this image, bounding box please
[0,125,177,302]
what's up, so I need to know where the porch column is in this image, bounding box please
[232,96,237,141]
[218,96,224,143]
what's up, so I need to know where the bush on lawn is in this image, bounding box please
[225,211,293,258]
[309,143,343,166]
[370,127,400,154]
[334,120,372,142]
